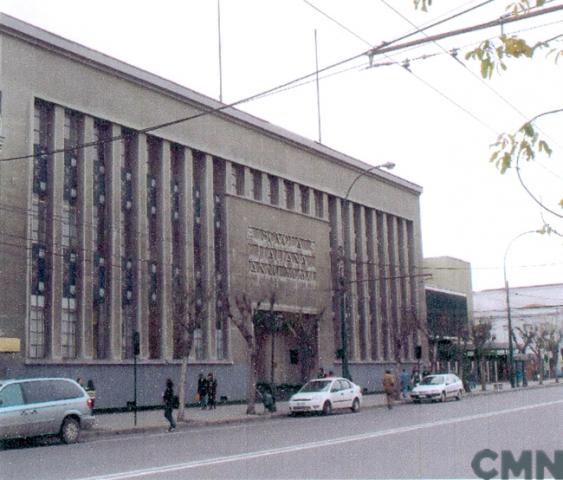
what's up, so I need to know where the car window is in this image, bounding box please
[341,380,351,390]
[52,380,84,400]
[0,383,25,408]
[22,379,83,404]
[22,381,54,404]
[330,381,341,392]
[300,380,331,393]
[421,375,444,385]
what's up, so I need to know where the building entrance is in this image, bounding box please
[255,311,319,386]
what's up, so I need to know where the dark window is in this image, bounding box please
[289,349,299,365]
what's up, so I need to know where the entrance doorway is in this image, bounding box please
[255,311,319,386]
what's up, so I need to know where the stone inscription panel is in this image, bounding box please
[247,226,316,285]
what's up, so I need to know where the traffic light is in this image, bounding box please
[415,345,422,360]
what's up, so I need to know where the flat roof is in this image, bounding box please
[0,12,422,195]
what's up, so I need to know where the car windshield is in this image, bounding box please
[421,375,444,385]
[299,380,331,393]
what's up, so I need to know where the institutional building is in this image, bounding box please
[0,14,425,408]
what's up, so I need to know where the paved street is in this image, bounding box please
[1,382,561,479]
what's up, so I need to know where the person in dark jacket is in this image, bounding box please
[197,372,208,409]
[162,378,176,432]
[206,373,217,409]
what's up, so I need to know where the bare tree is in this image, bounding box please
[171,274,199,422]
[287,310,323,383]
[470,322,493,391]
[545,324,562,383]
[516,325,548,385]
[227,292,276,414]
[511,325,535,387]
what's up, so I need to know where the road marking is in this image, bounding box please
[74,399,563,480]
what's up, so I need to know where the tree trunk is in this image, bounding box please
[478,355,486,391]
[246,350,258,414]
[538,352,544,385]
[177,355,188,421]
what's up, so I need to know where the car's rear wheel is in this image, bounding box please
[351,398,360,413]
[322,401,332,416]
[60,417,80,444]
[455,389,463,401]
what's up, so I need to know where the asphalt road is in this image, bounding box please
[1,385,561,479]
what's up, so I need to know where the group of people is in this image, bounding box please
[161,372,218,432]
[382,367,431,409]
[197,372,218,410]
[316,368,335,378]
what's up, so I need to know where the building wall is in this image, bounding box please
[424,256,473,323]
[0,14,426,407]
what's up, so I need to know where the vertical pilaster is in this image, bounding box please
[202,154,216,359]
[321,192,328,221]
[398,218,412,359]
[182,149,195,294]
[48,105,65,360]
[224,160,236,196]
[108,123,123,360]
[159,141,173,360]
[135,134,149,358]
[406,220,418,359]
[342,200,357,360]
[355,206,370,360]
[79,116,95,359]
[295,184,303,213]
[377,212,391,360]
[328,196,343,356]
[387,215,401,362]
[243,166,252,198]
[262,172,270,204]
[305,187,313,215]
[366,208,382,360]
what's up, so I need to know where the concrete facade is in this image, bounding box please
[0,14,425,408]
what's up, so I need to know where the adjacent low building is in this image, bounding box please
[474,283,563,380]
[0,14,426,408]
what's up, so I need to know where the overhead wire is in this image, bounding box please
[0,0,509,165]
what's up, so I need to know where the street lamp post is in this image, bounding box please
[338,162,396,380]
[503,229,541,389]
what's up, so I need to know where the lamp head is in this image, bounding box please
[378,162,396,170]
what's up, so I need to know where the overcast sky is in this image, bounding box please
[1,0,562,292]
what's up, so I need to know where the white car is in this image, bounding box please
[410,373,464,403]
[288,377,362,415]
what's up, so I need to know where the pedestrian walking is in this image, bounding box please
[162,378,177,432]
[400,369,410,399]
[206,372,217,409]
[382,370,396,410]
[197,372,208,409]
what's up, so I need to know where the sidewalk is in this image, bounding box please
[82,379,561,440]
